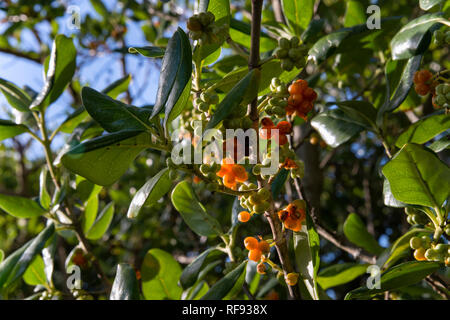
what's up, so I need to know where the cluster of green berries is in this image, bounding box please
[410,234,450,265]
[187,11,227,45]
[199,162,221,191]
[166,157,181,180]
[433,29,450,46]
[265,78,289,118]
[239,183,271,214]
[222,105,253,130]
[274,37,308,71]
[433,83,450,108]
[194,90,219,114]
[404,207,429,225]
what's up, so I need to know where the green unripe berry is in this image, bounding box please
[206,182,218,191]
[249,194,261,205]
[290,36,300,47]
[434,243,446,253]
[200,164,210,175]
[412,213,429,225]
[281,59,294,71]
[246,182,257,189]
[275,48,289,59]
[198,102,210,112]
[405,207,418,215]
[435,84,446,95]
[288,48,302,60]
[435,95,446,106]
[444,225,450,236]
[271,77,281,88]
[406,215,414,225]
[189,31,202,40]
[421,236,432,248]
[294,57,307,69]
[209,93,219,105]
[410,237,422,250]
[252,164,262,175]
[242,117,253,129]
[257,188,271,200]
[279,38,290,49]
[424,248,436,260]
[205,11,215,24]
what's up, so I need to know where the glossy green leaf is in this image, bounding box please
[82,194,99,234]
[344,0,366,27]
[0,78,31,112]
[101,74,132,99]
[294,212,320,300]
[59,108,89,134]
[39,168,51,210]
[383,179,406,208]
[185,281,209,300]
[429,137,450,152]
[0,194,46,219]
[331,101,377,129]
[229,18,277,52]
[420,0,445,10]
[301,19,325,43]
[23,255,47,286]
[86,202,114,240]
[390,13,444,60]
[271,169,289,199]
[90,0,108,17]
[127,168,172,218]
[171,181,222,237]
[110,263,140,300]
[344,213,384,255]
[311,109,365,148]
[0,223,54,289]
[30,35,76,111]
[205,69,260,131]
[345,261,442,300]
[151,28,192,122]
[318,263,369,290]
[164,78,192,129]
[128,46,165,58]
[82,87,152,132]
[0,250,3,263]
[281,0,314,35]
[200,261,247,300]
[382,143,450,207]
[62,131,152,186]
[0,120,28,141]
[395,113,450,148]
[180,248,224,290]
[141,248,182,300]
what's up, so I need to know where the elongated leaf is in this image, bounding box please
[318,263,369,290]
[229,19,277,52]
[344,0,366,27]
[330,101,377,129]
[180,248,223,289]
[345,261,442,300]
[165,79,192,129]
[82,87,152,132]
[128,46,165,58]
[141,249,182,300]
[200,261,247,300]
[395,113,450,148]
[0,194,46,219]
[86,202,114,240]
[271,169,289,199]
[383,179,406,208]
[294,212,320,300]
[311,109,365,147]
[110,263,140,300]
[0,120,28,141]
[171,181,222,237]
[82,193,99,234]
[0,223,55,289]
[62,130,152,186]
[390,13,444,60]
[382,143,450,207]
[30,35,76,111]
[101,74,132,99]
[39,169,51,211]
[151,28,192,122]
[59,108,89,134]
[127,168,172,218]
[429,137,450,152]
[23,255,47,286]
[0,78,31,112]
[281,0,314,35]
[344,213,384,255]
[420,0,445,10]
[0,250,3,263]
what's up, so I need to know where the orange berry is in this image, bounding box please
[258,240,270,253]
[261,117,274,128]
[415,83,430,96]
[238,211,251,223]
[223,173,236,189]
[248,249,262,262]
[288,83,302,95]
[284,216,302,232]
[286,104,296,115]
[257,262,266,274]
[291,93,304,105]
[414,70,433,84]
[310,135,319,145]
[232,165,248,182]
[285,273,299,286]
[259,126,275,139]
[303,87,317,101]
[278,134,288,145]
[276,121,292,134]
[278,209,288,221]
[193,175,202,183]
[244,237,259,250]
[414,248,427,261]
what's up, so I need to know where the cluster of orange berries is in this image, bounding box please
[216,158,248,189]
[244,236,270,262]
[259,118,292,145]
[277,200,307,232]
[413,70,436,96]
[286,79,318,119]
[413,70,449,109]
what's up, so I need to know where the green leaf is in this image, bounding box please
[205,69,260,132]
[420,0,445,10]
[185,281,209,300]
[271,169,289,199]
[110,263,140,300]
[331,101,377,129]
[151,28,192,123]
[59,108,89,134]
[82,191,100,234]
[344,0,366,27]
[318,263,369,290]
[101,74,132,99]
[229,18,277,52]
[0,223,55,289]
[90,0,109,18]
[0,78,31,112]
[0,119,28,141]
[344,213,384,255]
[179,248,224,290]
[390,13,444,60]
[0,250,3,263]
[311,109,365,147]
[141,248,182,300]
[62,130,152,186]
[395,113,450,148]
[345,261,442,300]
[165,79,192,129]
[293,212,320,300]
[86,202,114,240]
[128,46,165,58]
[429,136,450,152]
[281,0,314,35]
[0,194,46,219]
[23,255,47,286]
[382,143,450,207]
[30,35,76,111]
[82,87,152,132]
[200,261,247,300]
[171,181,223,237]
[383,179,407,208]
[39,168,51,210]
[127,168,172,218]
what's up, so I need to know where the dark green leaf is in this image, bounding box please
[101,74,132,99]
[180,248,224,289]
[0,78,31,112]
[110,263,140,300]
[344,213,384,255]
[200,261,247,300]
[330,100,377,129]
[128,46,165,58]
